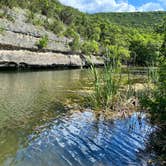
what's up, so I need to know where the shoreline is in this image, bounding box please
[0,50,104,70]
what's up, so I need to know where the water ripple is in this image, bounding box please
[3,111,155,166]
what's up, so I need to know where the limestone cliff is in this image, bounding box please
[0,8,104,69]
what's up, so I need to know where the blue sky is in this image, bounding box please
[59,0,166,13]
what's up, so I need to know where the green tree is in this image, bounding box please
[160,32,166,58]
[69,34,80,53]
[129,35,160,66]
[81,40,99,55]
[105,45,130,67]
[66,28,80,53]
[60,7,75,25]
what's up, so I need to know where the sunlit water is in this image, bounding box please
[0,70,156,166]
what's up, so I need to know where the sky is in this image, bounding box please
[59,0,166,13]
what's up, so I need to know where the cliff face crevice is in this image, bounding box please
[0,8,104,70]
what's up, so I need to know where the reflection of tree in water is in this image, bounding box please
[0,70,86,128]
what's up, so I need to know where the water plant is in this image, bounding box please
[89,63,122,111]
[139,61,166,165]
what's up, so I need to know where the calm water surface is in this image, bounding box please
[0,70,155,166]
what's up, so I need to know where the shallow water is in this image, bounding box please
[0,69,155,166]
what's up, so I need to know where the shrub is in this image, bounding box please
[65,29,81,53]
[36,35,48,49]
[81,40,99,55]
[69,35,80,53]
[45,20,64,35]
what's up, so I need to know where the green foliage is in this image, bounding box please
[129,34,161,66]
[139,62,166,123]
[90,64,121,110]
[156,17,166,33]
[64,27,77,38]
[26,11,35,23]
[60,7,75,25]
[91,12,166,29]
[26,11,45,26]
[81,40,99,55]
[90,26,101,41]
[0,26,4,34]
[69,34,80,53]
[65,28,81,53]
[36,35,48,49]
[160,32,166,58]
[0,10,5,18]
[45,20,64,35]
[0,0,18,8]
[139,20,166,120]
[158,61,166,95]
[104,45,130,67]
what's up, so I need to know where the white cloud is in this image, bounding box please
[59,0,165,13]
[138,2,164,12]
[59,0,136,13]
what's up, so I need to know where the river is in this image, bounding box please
[0,69,156,166]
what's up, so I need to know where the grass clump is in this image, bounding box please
[36,35,48,49]
[90,64,122,111]
[0,26,5,34]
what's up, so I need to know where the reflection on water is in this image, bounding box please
[0,70,155,166]
[0,70,89,128]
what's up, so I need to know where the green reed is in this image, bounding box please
[89,62,122,111]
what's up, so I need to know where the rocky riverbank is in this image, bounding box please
[0,8,104,70]
[0,50,104,69]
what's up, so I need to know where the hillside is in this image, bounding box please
[91,11,166,29]
[0,7,104,69]
[1,0,166,30]
[0,0,165,68]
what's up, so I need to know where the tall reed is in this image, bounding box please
[89,62,122,111]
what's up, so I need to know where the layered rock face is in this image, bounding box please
[0,8,104,69]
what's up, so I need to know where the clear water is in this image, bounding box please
[0,70,155,166]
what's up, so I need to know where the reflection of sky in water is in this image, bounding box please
[5,111,154,166]
[0,69,156,166]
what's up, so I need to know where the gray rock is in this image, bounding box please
[0,50,104,69]
[0,8,104,70]
[0,31,70,52]
[0,8,71,42]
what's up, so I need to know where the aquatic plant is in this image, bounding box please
[90,63,122,111]
[142,62,166,165]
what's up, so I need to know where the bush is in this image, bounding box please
[44,19,64,35]
[129,36,161,66]
[69,35,80,53]
[81,40,99,55]
[64,28,80,53]
[36,35,48,49]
